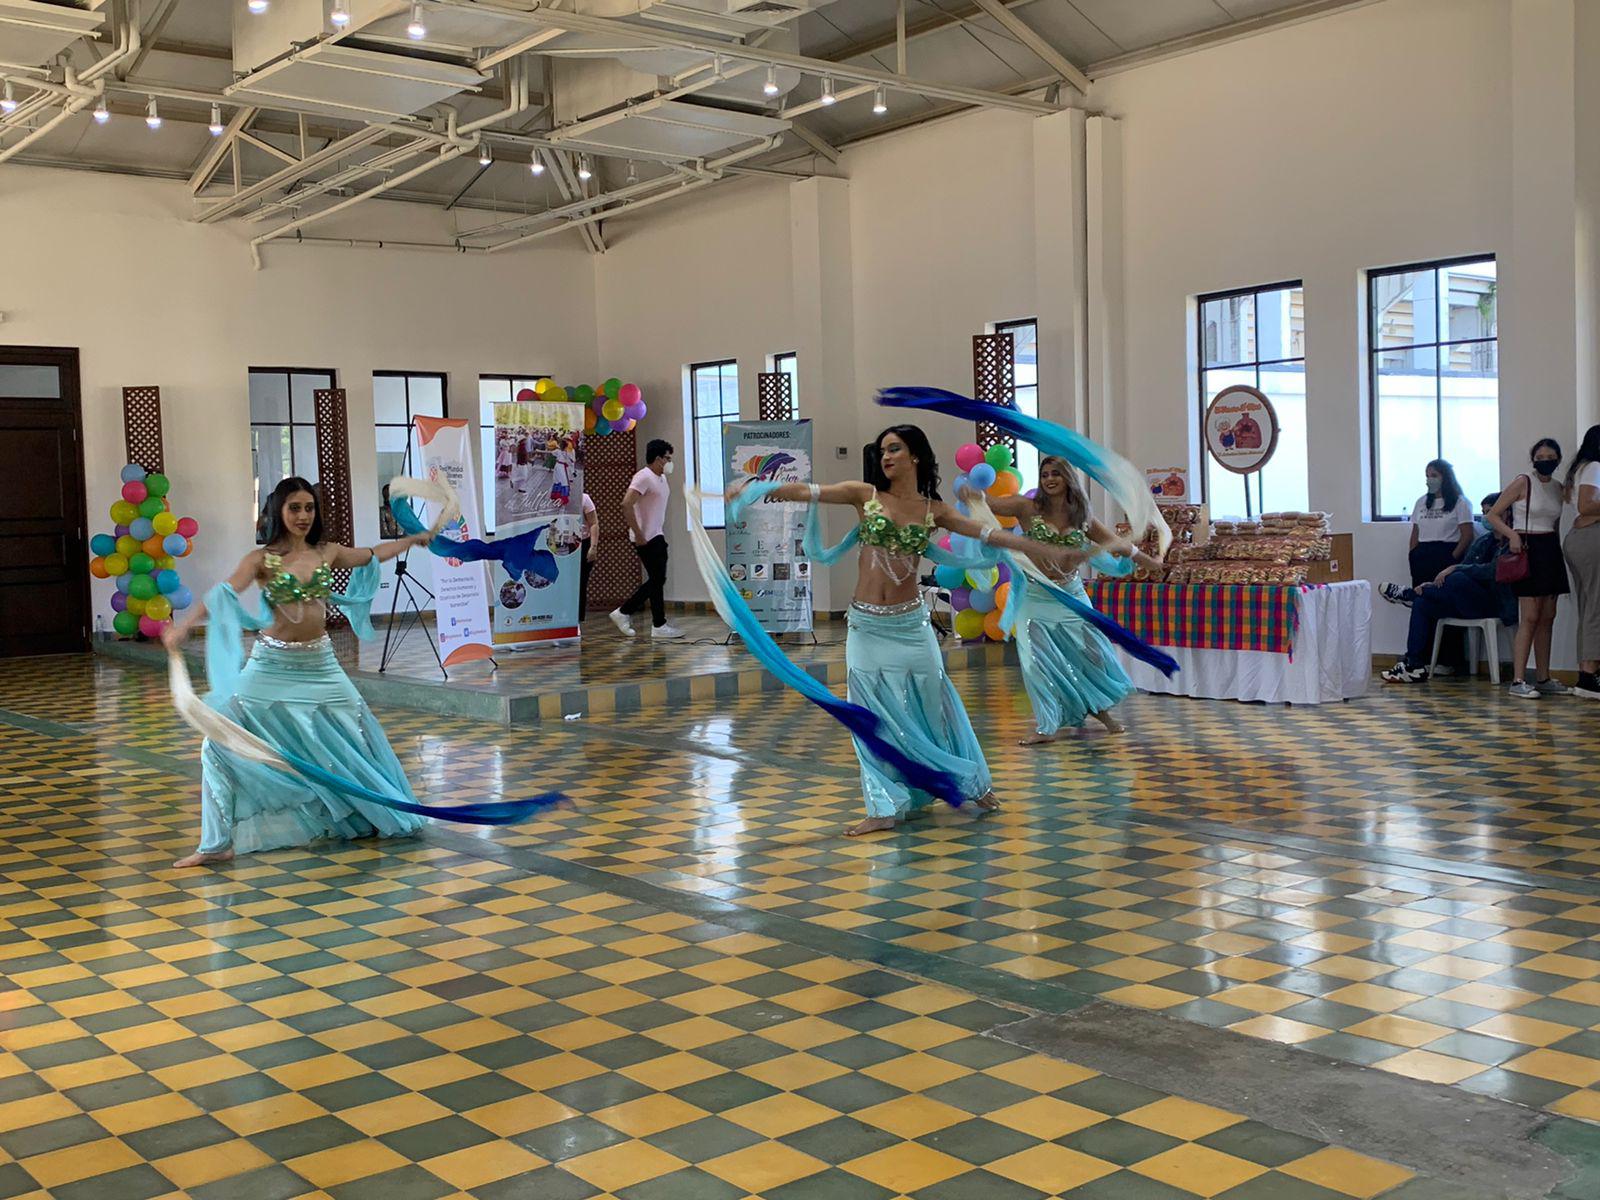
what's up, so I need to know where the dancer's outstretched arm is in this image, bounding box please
[935,502,1087,575]
[325,534,430,570]
[760,480,874,507]
[163,550,265,650]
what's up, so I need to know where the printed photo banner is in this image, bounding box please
[412,417,494,667]
[722,420,814,634]
[491,400,585,647]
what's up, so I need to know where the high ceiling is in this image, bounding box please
[0,0,1364,254]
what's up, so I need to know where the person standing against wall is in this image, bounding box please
[611,439,684,639]
[1562,425,1600,699]
[579,492,599,622]
[1485,438,1570,699]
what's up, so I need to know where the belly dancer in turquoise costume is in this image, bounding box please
[746,426,1087,835]
[163,477,438,868]
[978,456,1163,744]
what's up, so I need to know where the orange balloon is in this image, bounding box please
[994,582,1011,612]
[983,609,1006,642]
[143,535,167,558]
[89,557,109,579]
[988,472,1020,498]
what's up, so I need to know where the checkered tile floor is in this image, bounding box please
[0,654,1597,1198]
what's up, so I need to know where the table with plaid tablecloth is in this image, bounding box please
[1085,579,1371,704]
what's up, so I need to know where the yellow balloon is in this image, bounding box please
[125,595,147,616]
[104,553,129,575]
[546,386,568,404]
[965,567,998,592]
[116,535,140,557]
[152,512,178,536]
[144,596,172,621]
[157,556,177,570]
[533,378,551,395]
[602,399,624,422]
[953,608,985,640]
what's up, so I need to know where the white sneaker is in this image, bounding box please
[651,623,685,639]
[1509,680,1540,700]
[609,610,635,637]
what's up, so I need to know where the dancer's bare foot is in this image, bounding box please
[173,849,234,869]
[846,816,897,837]
[975,792,1002,814]
[1019,731,1060,746]
[1092,712,1125,735]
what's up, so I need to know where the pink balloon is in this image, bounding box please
[618,383,641,406]
[122,480,148,503]
[138,615,165,638]
[949,587,972,612]
[515,388,535,402]
[955,444,985,473]
[176,517,199,538]
[938,534,952,551]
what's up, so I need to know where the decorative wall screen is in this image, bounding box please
[312,388,355,626]
[584,427,641,613]
[972,333,1019,454]
[758,372,794,421]
[122,386,164,473]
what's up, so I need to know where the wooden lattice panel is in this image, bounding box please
[122,387,164,473]
[313,388,355,627]
[972,332,1019,455]
[585,427,641,613]
[758,372,794,421]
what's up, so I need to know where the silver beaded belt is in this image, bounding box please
[256,633,332,652]
[850,598,926,617]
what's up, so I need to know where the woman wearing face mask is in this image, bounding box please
[1485,438,1571,698]
[1561,425,1600,699]
[1407,459,1474,586]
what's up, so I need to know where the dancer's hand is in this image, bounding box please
[1032,544,1087,575]
[958,484,984,507]
[162,624,186,652]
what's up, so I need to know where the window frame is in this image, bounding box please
[993,317,1040,491]
[1366,253,1498,521]
[688,359,741,529]
[478,373,549,535]
[373,370,449,535]
[1194,280,1305,514]
[249,365,336,544]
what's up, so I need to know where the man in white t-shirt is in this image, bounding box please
[611,440,682,639]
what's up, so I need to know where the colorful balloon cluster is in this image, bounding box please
[937,441,1025,642]
[520,377,647,438]
[88,463,200,639]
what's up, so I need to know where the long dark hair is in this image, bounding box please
[1567,425,1600,489]
[1531,437,1562,463]
[865,424,942,500]
[1424,458,1462,511]
[260,477,325,547]
[1034,455,1088,528]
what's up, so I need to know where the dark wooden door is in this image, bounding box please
[0,347,88,657]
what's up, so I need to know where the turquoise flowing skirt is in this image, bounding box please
[845,603,992,819]
[1015,573,1134,736]
[196,637,426,855]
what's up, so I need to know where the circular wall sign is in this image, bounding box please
[1203,385,1279,475]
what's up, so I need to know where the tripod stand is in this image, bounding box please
[380,554,447,678]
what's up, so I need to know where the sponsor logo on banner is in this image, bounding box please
[412,416,494,667]
[722,420,814,634]
[491,400,585,647]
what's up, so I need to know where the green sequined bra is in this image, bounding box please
[262,552,334,608]
[1027,515,1089,548]
[858,497,934,557]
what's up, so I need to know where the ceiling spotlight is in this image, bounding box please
[577,155,592,181]
[872,86,887,115]
[145,96,161,130]
[1,82,17,114]
[529,150,544,176]
[329,1,351,27]
[209,103,224,136]
[819,75,836,105]
[247,0,269,13]
[478,147,492,167]
[763,65,779,97]
[406,2,425,39]
[93,95,109,124]
[626,160,637,185]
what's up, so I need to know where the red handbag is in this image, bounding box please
[1495,475,1531,583]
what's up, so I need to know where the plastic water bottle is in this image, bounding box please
[95,615,105,638]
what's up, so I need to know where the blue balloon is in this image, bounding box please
[162,533,188,556]
[120,463,147,483]
[947,533,974,557]
[969,463,997,491]
[156,569,181,594]
[970,588,997,614]
[115,573,132,594]
[129,517,155,541]
[90,533,116,557]
[934,564,966,589]
[169,586,193,611]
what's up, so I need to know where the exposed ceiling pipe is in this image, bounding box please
[459,162,708,241]
[267,236,493,254]
[197,124,434,223]
[1,0,138,147]
[243,136,443,223]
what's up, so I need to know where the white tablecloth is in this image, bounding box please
[1117,580,1371,705]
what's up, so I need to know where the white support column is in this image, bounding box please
[1577,0,1600,429]
[1032,108,1088,433]
[790,175,856,614]
[1085,115,1124,522]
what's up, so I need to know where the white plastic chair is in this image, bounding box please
[1430,617,1507,683]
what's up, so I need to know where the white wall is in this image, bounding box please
[0,165,598,623]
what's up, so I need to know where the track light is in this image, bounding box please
[93,95,109,124]
[330,1,351,27]
[577,155,592,181]
[209,103,224,136]
[406,2,425,39]
[1,82,16,114]
[763,65,779,97]
[873,87,887,115]
[529,150,544,176]
[478,147,492,167]
[145,96,161,130]
[248,0,269,13]
[626,160,637,185]
[820,75,836,105]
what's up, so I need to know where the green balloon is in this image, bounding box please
[144,472,171,497]
[574,385,594,403]
[138,496,165,518]
[1003,467,1023,486]
[603,377,622,399]
[113,610,139,637]
[129,553,155,576]
[984,444,1013,470]
[129,575,158,600]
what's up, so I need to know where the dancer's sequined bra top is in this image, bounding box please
[858,497,933,557]
[262,553,334,607]
[1026,516,1088,548]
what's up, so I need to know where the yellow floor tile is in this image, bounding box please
[423,1142,548,1190]
[987,1096,1106,1140]
[1133,1144,1267,1197]
[1124,1096,1244,1140]
[1503,1049,1600,1088]
[1343,1014,1452,1049]
[721,1093,839,1138]
[338,1093,456,1137]
[560,1141,690,1192]
[20,1139,143,1189]
[592,1095,711,1138]
[1227,1015,1327,1045]
[986,1143,1118,1192]
[1373,1049,1486,1086]
[851,1095,973,1139]
[838,1143,973,1193]
[1470,1014,1581,1047]
[154,1140,275,1190]
[1280,1146,1414,1198]
[702,1142,830,1192]
[287,1140,411,1189]
[465,1094,581,1138]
